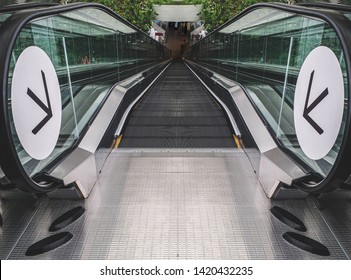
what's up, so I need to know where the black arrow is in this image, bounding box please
[303,70,329,135]
[27,70,53,135]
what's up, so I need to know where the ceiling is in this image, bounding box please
[153,4,202,22]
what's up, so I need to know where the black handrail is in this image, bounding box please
[2,2,351,194]
[0,2,57,13]
[0,2,169,193]
[298,2,351,13]
[189,3,351,193]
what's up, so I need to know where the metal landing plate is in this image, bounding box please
[0,149,350,259]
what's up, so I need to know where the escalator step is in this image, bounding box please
[121,137,234,148]
[123,125,232,138]
[120,62,234,148]
[126,116,229,126]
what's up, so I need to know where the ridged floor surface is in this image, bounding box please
[119,62,235,148]
[1,149,350,260]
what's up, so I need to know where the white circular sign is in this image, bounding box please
[11,46,62,160]
[294,46,344,160]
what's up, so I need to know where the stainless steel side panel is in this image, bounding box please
[228,84,306,197]
[49,62,170,198]
[185,61,306,198]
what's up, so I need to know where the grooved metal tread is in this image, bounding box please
[1,149,350,260]
[119,62,235,148]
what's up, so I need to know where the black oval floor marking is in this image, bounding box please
[49,206,85,232]
[25,232,73,256]
[283,232,330,256]
[270,206,306,232]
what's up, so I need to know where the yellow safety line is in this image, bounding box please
[113,135,123,149]
[240,138,245,149]
[233,134,242,149]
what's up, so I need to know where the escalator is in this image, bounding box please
[120,62,235,148]
[0,2,351,261]
[3,2,349,195]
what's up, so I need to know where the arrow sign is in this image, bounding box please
[27,70,53,135]
[302,70,329,135]
[11,46,62,160]
[293,46,344,160]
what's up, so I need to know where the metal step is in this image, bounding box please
[120,62,235,148]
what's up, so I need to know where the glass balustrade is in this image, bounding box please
[4,6,170,180]
[186,6,348,179]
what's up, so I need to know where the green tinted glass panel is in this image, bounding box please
[7,7,170,177]
[187,7,348,177]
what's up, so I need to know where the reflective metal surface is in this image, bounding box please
[185,63,306,197]
[1,149,350,259]
[227,80,306,197]
[50,63,169,197]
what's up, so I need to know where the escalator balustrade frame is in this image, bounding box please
[0,2,169,193]
[187,2,351,193]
